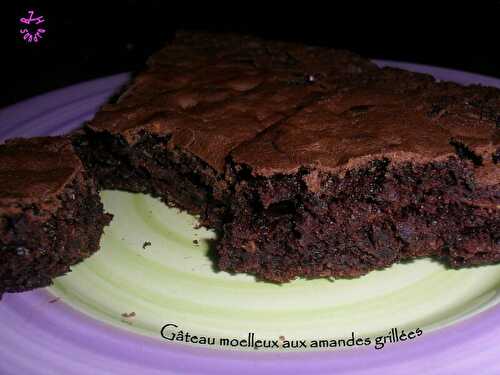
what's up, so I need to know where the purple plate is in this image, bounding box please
[0,61,499,374]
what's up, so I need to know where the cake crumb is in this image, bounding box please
[121,311,136,318]
[241,241,257,253]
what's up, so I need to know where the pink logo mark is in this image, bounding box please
[19,10,46,43]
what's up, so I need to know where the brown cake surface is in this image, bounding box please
[86,31,376,172]
[0,137,112,295]
[76,31,499,282]
[232,69,498,178]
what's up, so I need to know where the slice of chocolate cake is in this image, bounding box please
[74,31,376,228]
[76,31,499,282]
[221,70,500,281]
[0,137,112,296]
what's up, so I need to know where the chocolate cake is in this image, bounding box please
[0,137,112,295]
[222,73,500,281]
[73,31,376,228]
[69,31,500,282]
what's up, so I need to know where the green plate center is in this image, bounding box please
[49,191,500,350]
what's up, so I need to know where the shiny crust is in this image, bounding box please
[87,31,377,172]
[87,31,499,189]
[232,69,500,184]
